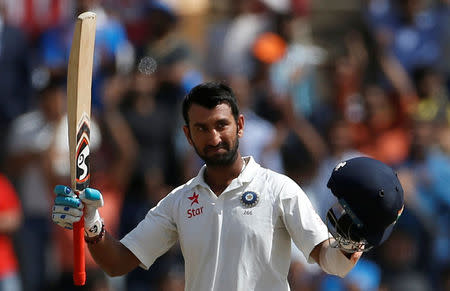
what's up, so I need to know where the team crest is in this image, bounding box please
[241,191,259,208]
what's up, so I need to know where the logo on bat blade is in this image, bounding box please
[76,119,90,190]
[77,140,90,181]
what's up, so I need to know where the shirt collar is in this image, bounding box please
[185,156,260,191]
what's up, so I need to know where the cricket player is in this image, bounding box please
[52,82,403,290]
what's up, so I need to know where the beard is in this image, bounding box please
[192,136,239,167]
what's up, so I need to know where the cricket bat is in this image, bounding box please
[67,11,96,286]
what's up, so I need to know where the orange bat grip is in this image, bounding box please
[73,215,86,285]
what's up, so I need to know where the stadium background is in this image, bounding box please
[0,0,448,290]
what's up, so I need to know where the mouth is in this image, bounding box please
[205,142,230,154]
[205,147,227,154]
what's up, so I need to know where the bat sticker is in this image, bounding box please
[76,117,90,190]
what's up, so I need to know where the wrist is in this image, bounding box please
[84,222,105,244]
[320,242,355,278]
[84,210,103,237]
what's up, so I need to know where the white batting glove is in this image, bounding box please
[53,185,104,237]
[79,187,104,237]
[53,185,83,229]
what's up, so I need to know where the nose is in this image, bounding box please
[208,129,222,146]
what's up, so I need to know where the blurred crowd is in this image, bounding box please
[0,0,448,290]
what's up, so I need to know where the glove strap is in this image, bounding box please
[84,209,103,237]
[84,222,105,244]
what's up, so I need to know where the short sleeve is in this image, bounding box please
[279,178,329,263]
[120,193,178,269]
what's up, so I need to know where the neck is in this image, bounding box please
[204,154,245,196]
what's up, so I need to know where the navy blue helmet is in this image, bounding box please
[326,157,404,252]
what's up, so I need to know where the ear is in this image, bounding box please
[183,125,193,146]
[237,114,244,138]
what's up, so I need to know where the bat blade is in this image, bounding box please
[67,11,96,286]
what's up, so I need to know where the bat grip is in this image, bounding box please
[73,214,86,285]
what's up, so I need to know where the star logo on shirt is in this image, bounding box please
[188,192,199,206]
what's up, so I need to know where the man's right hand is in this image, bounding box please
[53,185,84,229]
[52,185,104,237]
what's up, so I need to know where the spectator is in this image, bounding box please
[121,68,178,190]
[38,0,132,112]
[2,0,74,41]
[209,0,280,79]
[5,74,101,290]
[0,173,22,291]
[365,0,446,113]
[5,75,67,291]
[352,83,411,166]
[377,228,433,291]
[52,71,130,291]
[400,71,450,267]
[119,68,183,291]
[366,0,444,74]
[420,121,450,270]
[267,13,328,125]
[305,116,363,220]
[229,75,284,172]
[142,1,203,108]
[412,66,449,123]
[0,2,32,167]
[331,29,372,125]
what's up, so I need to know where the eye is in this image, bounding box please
[216,121,228,130]
[195,125,207,132]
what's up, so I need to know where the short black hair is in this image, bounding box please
[38,74,66,100]
[182,82,240,125]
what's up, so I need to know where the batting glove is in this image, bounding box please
[53,185,104,237]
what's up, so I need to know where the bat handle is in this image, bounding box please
[73,215,86,285]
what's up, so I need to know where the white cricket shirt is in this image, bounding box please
[121,156,329,291]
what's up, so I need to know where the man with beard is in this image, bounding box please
[51,82,362,290]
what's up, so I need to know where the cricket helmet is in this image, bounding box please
[326,157,404,253]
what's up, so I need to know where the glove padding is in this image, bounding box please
[53,185,104,237]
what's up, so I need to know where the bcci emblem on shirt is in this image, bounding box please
[241,191,259,208]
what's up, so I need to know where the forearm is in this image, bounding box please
[87,231,141,277]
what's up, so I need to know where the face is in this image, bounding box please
[329,121,353,152]
[183,103,244,166]
[365,85,394,130]
[41,87,65,122]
